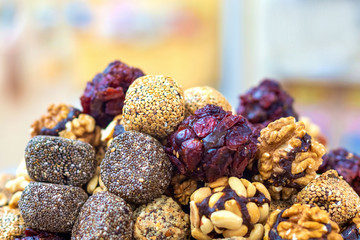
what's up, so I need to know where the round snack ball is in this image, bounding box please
[133,195,189,240]
[122,75,185,139]
[18,182,88,233]
[25,136,97,186]
[184,86,232,116]
[100,131,172,204]
[72,191,133,240]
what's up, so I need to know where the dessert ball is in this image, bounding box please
[25,136,97,186]
[264,203,342,240]
[184,86,232,116]
[19,182,88,233]
[318,148,360,195]
[72,191,133,240]
[81,60,145,128]
[296,170,360,225]
[122,75,185,139]
[255,117,325,200]
[0,207,26,240]
[190,176,271,240]
[237,79,298,127]
[133,195,190,240]
[101,131,172,204]
[165,104,258,182]
[30,103,81,137]
[341,213,360,240]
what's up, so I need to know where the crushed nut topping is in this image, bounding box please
[256,117,325,200]
[190,177,271,240]
[171,174,198,205]
[264,203,342,240]
[296,170,360,225]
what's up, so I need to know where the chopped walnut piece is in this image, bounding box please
[171,174,198,205]
[296,170,360,225]
[256,117,325,200]
[59,113,101,147]
[30,103,80,137]
[190,176,271,240]
[264,203,342,240]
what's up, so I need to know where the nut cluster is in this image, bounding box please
[264,203,342,240]
[170,174,198,205]
[30,103,81,137]
[190,176,271,240]
[296,170,360,225]
[59,113,101,148]
[256,117,325,200]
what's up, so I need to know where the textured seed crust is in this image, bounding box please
[101,131,172,204]
[25,136,96,186]
[18,182,88,233]
[72,191,133,240]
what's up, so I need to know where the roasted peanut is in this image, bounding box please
[191,187,212,204]
[190,201,200,228]
[253,182,271,200]
[248,223,264,240]
[223,225,248,238]
[206,177,228,188]
[0,193,8,206]
[200,216,213,235]
[208,192,223,208]
[247,202,260,224]
[191,228,212,240]
[8,191,22,209]
[258,203,269,223]
[229,177,247,197]
[224,199,242,217]
[210,210,243,230]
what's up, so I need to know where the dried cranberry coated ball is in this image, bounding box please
[80,60,145,128]
[237,79,298,126]
[318,148,360,195]
[165,104,258,182]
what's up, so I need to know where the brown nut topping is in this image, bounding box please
[256,117,325,200]
[30,103,81,137]
[264,203,342,240]
[190,177,271,240]
[171,174,198,205]
[296,170,360,225]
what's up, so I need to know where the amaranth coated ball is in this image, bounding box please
[72,191,133,240]
[184,86,232,116]
[18,182,88,233]
[25,136,96,186]
[122,75,185,139]
[100,131,172,204]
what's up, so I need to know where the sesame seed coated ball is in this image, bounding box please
[184,86,232,117]
[100,131,172,204]
[18,182,88,233]
[122,75,185,139]
[72,191,133,240]
[25,136,97,186]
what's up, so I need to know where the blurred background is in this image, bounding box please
[1,0,360,170]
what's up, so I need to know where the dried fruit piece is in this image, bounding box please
[264,203,342,240]
[237,79,298,127]
[255,117,325,200]
[341,213,360,240]
[296,170,360,225]
[80,60,145,128]
[190,176,271,240]
[165,104,258,182]
[318,148,360,195]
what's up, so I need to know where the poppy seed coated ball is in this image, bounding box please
[100,131,172,204]
[122,75,185,139]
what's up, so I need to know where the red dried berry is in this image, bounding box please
[15,228,70,240]
[80,60,145,128]
[318,148,360,195]
[237,79,298,126]
[165,104,258,182]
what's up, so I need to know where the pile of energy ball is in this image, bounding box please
[1,60,360,240]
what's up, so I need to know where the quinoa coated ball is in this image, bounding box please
[25,136,97,187]
[133,195,190,240]
[100,131,172,204]
[18,182,88,233]
[122,75,185,139]
[72,191,133,240]
[184,86,232,117]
